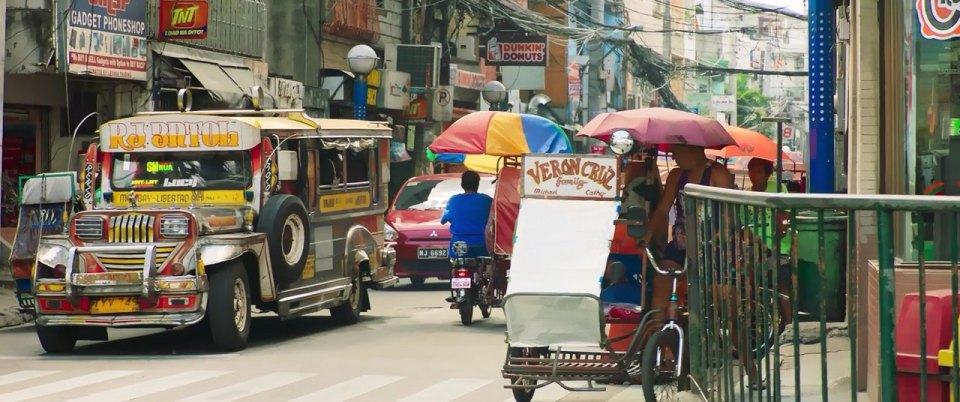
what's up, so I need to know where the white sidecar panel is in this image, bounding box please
[504,294,604,348]
[21,173,78,205]
[503,198,618,347]
[506,198,618,295]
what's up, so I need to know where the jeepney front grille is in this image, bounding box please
[108,215,156,243]
[93,243,179,271]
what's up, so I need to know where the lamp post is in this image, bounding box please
[481,81,507,112]
[346,44,379,120]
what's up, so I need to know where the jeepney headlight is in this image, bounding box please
[160,215,191,238]
[384,224,398,242]
[74,217,104,239]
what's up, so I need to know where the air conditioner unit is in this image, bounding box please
[454,37,478,62]
[385,43,441,89]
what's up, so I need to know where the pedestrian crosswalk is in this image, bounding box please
[0,369,645,401]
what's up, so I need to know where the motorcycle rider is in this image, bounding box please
[441,170,493,302]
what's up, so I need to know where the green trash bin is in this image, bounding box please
[793,211,847,322]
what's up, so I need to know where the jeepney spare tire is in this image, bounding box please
[258,195,311,286]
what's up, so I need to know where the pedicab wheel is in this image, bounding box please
[459,292,474,326]
[508,347,538,402]
[409,277,427,287]
[479,303,491,318]
[510,378,536,402]
[208,261,252,352]
[36,324,77,354]
[641,330,690,401]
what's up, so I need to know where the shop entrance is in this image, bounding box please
[2,109,41,228]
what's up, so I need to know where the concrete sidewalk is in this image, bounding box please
[0,279,31,329]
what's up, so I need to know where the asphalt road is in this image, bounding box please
[0,279,645,402]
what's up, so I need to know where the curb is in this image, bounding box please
[0,307,33,329]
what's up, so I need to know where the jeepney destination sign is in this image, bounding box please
[100,115,261,152]
[522,154,619,200]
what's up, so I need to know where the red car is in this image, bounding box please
[386,173,495,286]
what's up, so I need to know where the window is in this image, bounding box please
[111,151,251,190]
[345,148,371,186]
[901,13,960,260]
[317,149,343,189]
[394,178,494,211]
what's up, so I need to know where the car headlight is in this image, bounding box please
[384,224,398,242]
[160,215,191,238]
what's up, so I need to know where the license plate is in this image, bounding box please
[90,297,139,314]
[451,277,471,289]
[418,248,448,259]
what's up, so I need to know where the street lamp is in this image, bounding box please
[347,44,379,120]
[481,81,507,112]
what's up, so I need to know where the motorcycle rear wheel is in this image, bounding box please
[459,292,474,326]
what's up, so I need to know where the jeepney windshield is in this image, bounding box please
[110,151,252,190]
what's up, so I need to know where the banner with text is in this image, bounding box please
[521,154,619,200]
[484,33,548,66]
[67,0,148,81]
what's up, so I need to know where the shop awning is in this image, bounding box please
[156,44,276,108]
[178,59,247,106]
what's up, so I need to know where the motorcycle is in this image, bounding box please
[448,241,492,325]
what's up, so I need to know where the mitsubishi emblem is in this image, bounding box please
[429,230,438,237]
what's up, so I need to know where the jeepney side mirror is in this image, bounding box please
[278,150,298,181]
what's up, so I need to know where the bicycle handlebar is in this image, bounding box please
[642,247,687,276]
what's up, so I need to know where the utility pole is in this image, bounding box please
[662,0,672,61]
[587,0,605,122]
[0,4,6,216]
[412,0,439,176]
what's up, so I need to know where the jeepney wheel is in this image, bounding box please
[36,324,77,354]
[257,195,311,286]
[510,378,536,402]
[208,261,251,352]
[331,274,362,325]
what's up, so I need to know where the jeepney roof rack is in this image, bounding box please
[136,108,308,116]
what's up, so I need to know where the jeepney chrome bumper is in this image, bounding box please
[36,310,206,328]
[33,244,208,328]
[381,244,397,271]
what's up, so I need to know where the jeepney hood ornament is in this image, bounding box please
[128,191,138,209]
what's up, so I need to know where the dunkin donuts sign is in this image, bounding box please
[918,0,960,40]
[484,33,548,66]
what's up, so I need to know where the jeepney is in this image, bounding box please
[30,104,398,353]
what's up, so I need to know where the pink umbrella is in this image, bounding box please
[576,108,737,149]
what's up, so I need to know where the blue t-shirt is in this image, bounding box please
[441,192,493,256]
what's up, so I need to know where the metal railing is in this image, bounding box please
[680,183,960,401]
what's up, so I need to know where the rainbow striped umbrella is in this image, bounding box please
[426,150,504,174]
[428,111,572,157]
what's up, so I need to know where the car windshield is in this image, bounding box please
[394,177,494,211]
[111,151,252,190]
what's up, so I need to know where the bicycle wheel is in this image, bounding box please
[642,329,690,401]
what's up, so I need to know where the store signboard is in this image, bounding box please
[67,0,148,81]
[158,0,209,40]
[917,0,960,40]
[484,33,548,66]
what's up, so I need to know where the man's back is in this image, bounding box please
[442,192,493,252]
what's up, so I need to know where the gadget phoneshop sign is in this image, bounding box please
[522,154,619,199]
[484,33,548,66]
[67,0,148,81]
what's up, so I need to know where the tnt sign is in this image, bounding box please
[158,0,208,40]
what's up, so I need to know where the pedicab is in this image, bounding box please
[8,173,81,316]
[427,111,574,325]
[495,108,740,402]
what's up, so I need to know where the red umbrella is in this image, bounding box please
[576,108,737,149]
[704,125,794,164]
